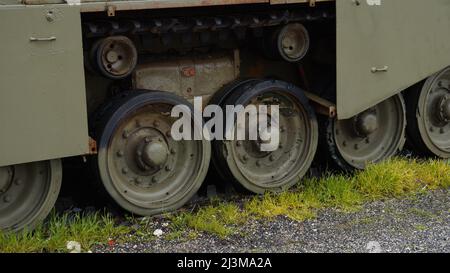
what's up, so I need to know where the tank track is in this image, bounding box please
[82,8,334,39]
[318,116,354,172]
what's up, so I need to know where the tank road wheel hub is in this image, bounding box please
[96,91,210,216]
[212,80,318,194]
[353,111,379,137]
[138,139,169,170]
[329,94,406,170]
[438,95,450,122]
[0,160,62,232]
[407,67,450,158]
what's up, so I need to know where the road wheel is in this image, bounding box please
[213,79,318,194]
[0,160,62,232]
[406,67,450,158]
[324,94,406,170]
[95,91,210,215]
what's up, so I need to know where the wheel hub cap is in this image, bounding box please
[354,111,379,136]
[139,140,169,169]
[106,50,119,63]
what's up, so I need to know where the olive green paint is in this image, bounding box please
[337,0,450,119]
[0,5,88,167]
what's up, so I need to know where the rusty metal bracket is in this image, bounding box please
[106,5,116,17]
[305,91,337,118]
[88,137,98,154]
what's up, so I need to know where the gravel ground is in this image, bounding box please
[95,189,450,253]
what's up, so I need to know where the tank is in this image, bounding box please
[1,0,449,231]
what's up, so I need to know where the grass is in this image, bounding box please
[168,203,246,238]
[0,212,131,253]
[1,158,449,252]
[166,158,450,238]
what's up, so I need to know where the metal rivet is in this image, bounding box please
[342,141,347,147]
[170,149,176,155]
[136,177,143,183]
[269,155,275,161]
[117,150,124,157]
[236,141,242,147]
[165,166,171,172]
[123,131,129,139]
[122,168,129,174]
[152,177,158,183]
[256,160,261,167]
[14,179,22,186]
[145,137,151,143]
[354,144,359,150]
[153,120,160,127]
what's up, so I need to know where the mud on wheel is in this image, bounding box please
[211,79,318,194]
[94,91,210,216]
[0,160,62,232]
